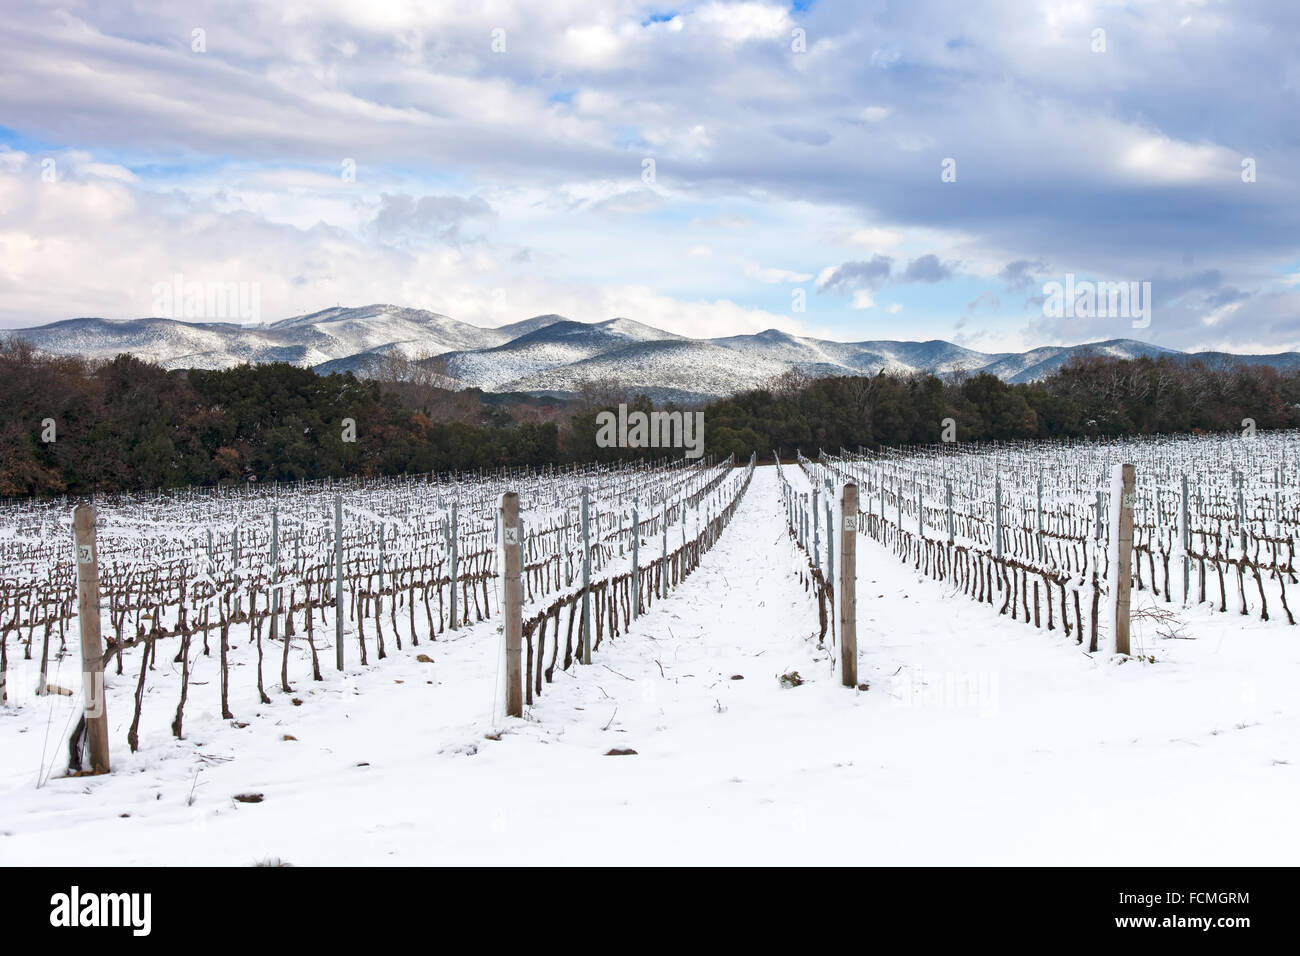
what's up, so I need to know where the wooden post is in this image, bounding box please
[565,511,573,587]
[1115,463,1135,656]
[945,478,954,543]
[660,501,667,599]
[233,523,242,617]
[72,505,110,774]
[269,507,279,644]
[1275,466,1282,537]
[631,498,639,621]
[1036,474,1044,563]
[502,492,523,717]
[1237,478,1246,555]
[994,476,1003,559]
[1181,474,1190,604]
[449,501,459,631]
[681,494,687,553]
[334,495,344,670]
[825,488,834,584]
[840,484,858,687]
[580,485,591,665]
[812,488,820,570]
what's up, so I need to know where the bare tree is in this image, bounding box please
[843,371,884,429]
[369,350,479,422]
[371,350,459,389]
[574,376,627,414]
[770,367,812,395]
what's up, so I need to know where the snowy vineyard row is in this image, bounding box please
[794,432,1300,655]
[0,454,752,767]
[0,455,728,645]
[773,458,836,648]
[515,455,756,707]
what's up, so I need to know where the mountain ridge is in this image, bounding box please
[3,305,1297,399]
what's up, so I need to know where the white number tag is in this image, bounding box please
[504,528,519,545]
[77,545,93,564]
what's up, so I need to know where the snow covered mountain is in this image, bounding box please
[709,331,997,380]
[3,306,1297,398]
[437,318,683,391]
[979,340,1182,383]
[268,304,505,357]
[0,305,510,372]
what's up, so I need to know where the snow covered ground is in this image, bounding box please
[2,466,1297,865]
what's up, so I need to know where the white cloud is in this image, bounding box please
[743,261,813,283]
[1118,133,1237,185]
[0,147,825,343]
[0,0,1296,353]
[842,227,903,251]
[694,2,792,44]
[574,89,619,115]
[563,24,625,67]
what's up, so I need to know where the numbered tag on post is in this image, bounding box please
[504,527,519,545]
[77,544,94,564]
[844,514,857,532]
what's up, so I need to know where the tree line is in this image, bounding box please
[701,356,1300,462]
[0,343,560,496]
[2,339,1296,497]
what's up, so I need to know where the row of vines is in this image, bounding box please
[800,431,1300,653]
[0,454,747,768]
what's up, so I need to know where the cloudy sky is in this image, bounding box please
[1,0,1297,352]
